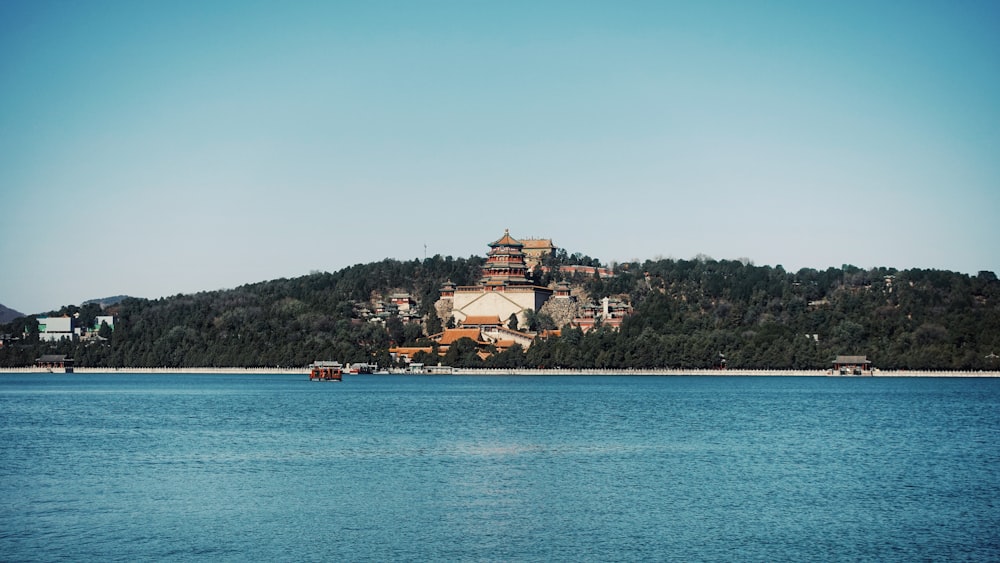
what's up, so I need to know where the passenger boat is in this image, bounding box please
[345,363,374,374]
[309,361,343,381]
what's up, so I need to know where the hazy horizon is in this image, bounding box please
[3,1,998,315]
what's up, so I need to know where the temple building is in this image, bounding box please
[439,230,553,329]
[573,296,633,333]
[521,238,557,269]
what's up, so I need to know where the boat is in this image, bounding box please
[345,362,374,374]
[309,361,343,381]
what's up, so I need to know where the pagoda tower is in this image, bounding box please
[480,229,531,286]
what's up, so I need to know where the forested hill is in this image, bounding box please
[2,255,999,370]
[0,303,24,324]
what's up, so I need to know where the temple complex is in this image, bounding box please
[439,229,553,329]
[390,229,633,366]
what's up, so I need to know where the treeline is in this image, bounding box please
[0,256,483,369]
[509,262,1000,371]
[2,255,999,370]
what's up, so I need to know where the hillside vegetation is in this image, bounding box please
[0,303,24,324]
[2,255,998,370]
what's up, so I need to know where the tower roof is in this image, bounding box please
[489,228,523,248]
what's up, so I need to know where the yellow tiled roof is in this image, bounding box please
[436,328,485,345]
[489,228,523,247]
[461,315,502,326]
[521,239,554,249]
[389,346,433,355]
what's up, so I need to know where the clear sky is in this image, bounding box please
[2,1,998,315]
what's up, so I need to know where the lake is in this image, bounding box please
[1,373,998,561]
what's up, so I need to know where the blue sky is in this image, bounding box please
[2,1,998,314]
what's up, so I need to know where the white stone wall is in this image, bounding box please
[451,290,543,328]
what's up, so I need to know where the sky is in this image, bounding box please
[2,0,999,315]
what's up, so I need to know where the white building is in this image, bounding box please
[38,317,76,341]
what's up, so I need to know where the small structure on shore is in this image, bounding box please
[35,354,74,373]
[832,355,872,375]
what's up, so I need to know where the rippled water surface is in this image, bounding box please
[2,374,998,561]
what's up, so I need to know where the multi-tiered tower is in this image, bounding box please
[480,229,531,286]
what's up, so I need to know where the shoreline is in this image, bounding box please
[1,367,999,377]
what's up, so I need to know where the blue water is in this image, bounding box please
[1,374,998,561]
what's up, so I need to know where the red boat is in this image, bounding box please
[309,361,343,381]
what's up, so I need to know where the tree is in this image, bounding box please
[443,337,482,367]
[425,308,442,336]
[525,309,556,332]
[3,254,997,370]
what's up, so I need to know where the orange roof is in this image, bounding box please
[389,346,434,355]
[436,328,484,345]
[489,229,523,248]
[461,315,502,326]
[522,239,554,249]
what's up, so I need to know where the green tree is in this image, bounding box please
[98,321,113,340]
[425,308,442,336]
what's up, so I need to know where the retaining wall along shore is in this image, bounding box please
[2,367,999,377]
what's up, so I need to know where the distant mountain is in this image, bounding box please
[82,295,133,309]
[0,303,24,324]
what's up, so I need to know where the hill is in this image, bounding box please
[0,303,24,324]
[1,255,998,370]
[82,295,133,308]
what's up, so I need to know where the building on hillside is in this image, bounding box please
[479,229,532,285]
[480,325,535,350]
[558,265,615,278]
[441,230,553,329]
[37,316,76,342]
[573,296,633,332]
[388,317,538,365]
[369,293,423,325]
[460,315,503,329]
[521,238,557,269]
[389,293,416,312]
[81,315,116,341]
[553,281,573,299]
[389,328,487,365]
